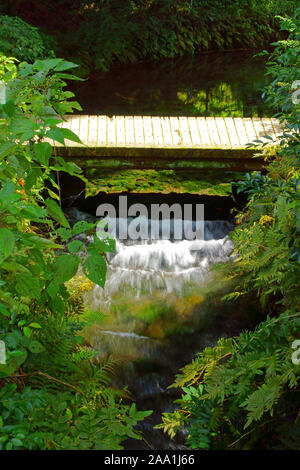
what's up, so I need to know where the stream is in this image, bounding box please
[66,203,261,450]
[65,51,267,449]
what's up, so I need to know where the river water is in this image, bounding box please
[68,207,260,449]
[70,51,271,117]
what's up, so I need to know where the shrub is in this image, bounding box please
[68,0,299,71]
[0,15,54,62]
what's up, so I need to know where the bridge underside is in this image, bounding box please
[66,152,262,174]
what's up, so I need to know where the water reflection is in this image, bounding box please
[71,51,271,116]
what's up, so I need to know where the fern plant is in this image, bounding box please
[156,312,300,449]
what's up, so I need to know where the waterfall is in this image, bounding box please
[79,211,239,450]
[87,219,234,310]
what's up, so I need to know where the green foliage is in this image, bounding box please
[0,55,151,449]
[0,15,54,62]
[157,10,300,450]
[229,165,300,307]
[0,1,297,71]
[0,382,152,450]
[263,10,300,129]
[227,9,300,308]
[63,0,299,71]
[156,313,300,449]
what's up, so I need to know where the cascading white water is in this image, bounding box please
[88,219,234,310]
[80,212,240,435]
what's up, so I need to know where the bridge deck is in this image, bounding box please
[55,115,281,159]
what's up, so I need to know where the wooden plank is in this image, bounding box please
[243,118,257,145]
[179,117,192,146]
[161,117,173,147]
[234,118,249,145]
[78,115,89,146]
[87,115,98,147]
[143,116,154,146]
[133,116,144,146]
[98,115,107,146]
[196,117,211,147]
[252,118,267,142]
[170,117,182,146]
[152,116,164,147]
[69,115,81,147]
[188,117,201,147]
[206,117,221,147]
[271,118,282,141]
[125,116,135,146]
[107,116,116,146]
[262,117,276,141]
[215,117,231,147]
[271,118,282,135]
[223,117,240,147]
[116,116,126,146]
[60,118,71,130]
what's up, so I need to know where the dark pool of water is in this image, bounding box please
[117,293,263,450]
[70,51,272,117]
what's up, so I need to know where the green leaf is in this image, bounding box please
[34,142,52,166]
[29,340,45,354]
[2,99,15,118]
[15,273,41,300]
[83,255,107,287]
[51,158,82,175]
[46,127,65,145]
[0,228,15,264]
[20,204,47,222]
[47,188,60,200]
[68,240,84,253]
[0,142,17,158]
[10,350,26,358]
[25,168,42,191]
[57,227,72,242]
[10,117,37,135]
[50,295,64,315]
[1,261,31,273]
[23,327,31,338]
[60,127,83,144]
[72,220,95,235]
[26,234,63,250]
[46,280,60,299]
[56,73,83,82]
[54,61,79,72]
[52,254,80,283]
[0,180,19,206]
[29,323,41,329]
[0,303,10,317]
[34,58,63,72]
[45,198,70,228]
[11,438,23,447]
[94,234,116,254]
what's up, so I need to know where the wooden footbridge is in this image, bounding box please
[55,115,281,171]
